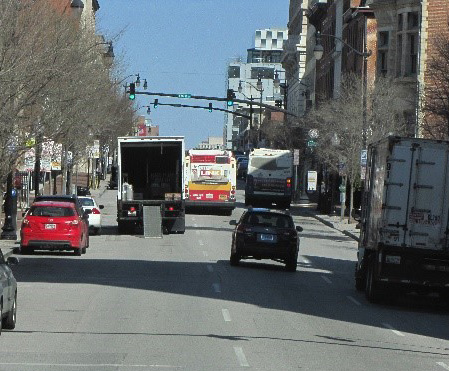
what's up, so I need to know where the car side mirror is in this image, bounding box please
[296,226,303,233]
[99,205,104,210]
[7,257,19,266]
[229,220,237,226]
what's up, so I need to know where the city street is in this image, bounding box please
[1,187,449,371]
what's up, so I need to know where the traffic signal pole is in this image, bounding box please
[128,90,297,118]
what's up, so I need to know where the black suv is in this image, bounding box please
[229,208,302,271]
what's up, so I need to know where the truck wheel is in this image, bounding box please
[118,222,127,234]
[355,263,365,291]
[230,253,240,266]
[365,259,380,303]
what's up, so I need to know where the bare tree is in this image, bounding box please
[422,30,449,139]
[308,73,409,221]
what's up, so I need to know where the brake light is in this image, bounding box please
[130,207,136,213]
[91,208,101,214]
[168,206,174,211]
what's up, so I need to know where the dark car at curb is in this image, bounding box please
[229,208,302,271]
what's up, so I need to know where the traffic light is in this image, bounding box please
[153,99,158,108]
[128,83,135,100]
[227,89,235,107]
[275,99,283,108]
[208,103,213,112]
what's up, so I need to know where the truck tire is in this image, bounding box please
[118,221,127,234]
[365,258,380,303]
[355,263,365,291]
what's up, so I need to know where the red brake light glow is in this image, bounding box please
[168,206,174,211]
[91,208,101,214]
[130,207,136,212]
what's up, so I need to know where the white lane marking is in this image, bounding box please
[213,283,221,293]
[199,240,204,246]
[382,323,405,337]
[301,257,311,264]
[202,251,208,257]
[437,362,449,370]
[0,363,181,368]
[234,347,250,367]
[346,296,361,306]
[207,264,214,272]
[222,309,231,322]
[321,275,332,284]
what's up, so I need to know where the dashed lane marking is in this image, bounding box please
[199,240,204,246]
[207,264,214,272]
[346,296,361,306]
[0,363,182,368]
[213,283,221,293]
[234,347,250,367]
[321,275,332,284]
[382,323,405,337]
[222,309,231,322]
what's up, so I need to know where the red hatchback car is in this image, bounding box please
[20,201,89,256]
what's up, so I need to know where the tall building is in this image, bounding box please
[224,29,288,151]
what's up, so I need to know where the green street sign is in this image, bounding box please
[178,94,192,98]
[307,140,317,147]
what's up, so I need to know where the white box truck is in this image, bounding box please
[117,136,185,234]
[356,136,449,302]
[245,148,293,209]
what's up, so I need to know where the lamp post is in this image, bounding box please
[313,31,372,149]
[238,77,263,146]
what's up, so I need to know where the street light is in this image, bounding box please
[135,74,141,87]
[238,77,264,145]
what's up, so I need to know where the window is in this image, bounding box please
[266,31,272,39]
[408,34,418,75]
[398,13,403,31]
[29,206,75,217]
[243,212,294,229]
[251,67,274,79]
[261,39,266,48]
[379,51,388,75]
[80,198,95,207]
[408,12,419,29]
[228,66,240,78]
[379,31,389,47]
[396,34,403,77]
[277,31,284,40]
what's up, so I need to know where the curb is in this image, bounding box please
[306,212,360,242]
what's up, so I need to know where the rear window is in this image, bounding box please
[29,206,75,217]
[250,156,291,170]
[243,212,293,228]
[79,198,95,207]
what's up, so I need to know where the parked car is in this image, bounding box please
[78,196,104,235]
[20,201,89,256]
[229,208,302,271]
[76,186,91,196]
[0,249,18,334]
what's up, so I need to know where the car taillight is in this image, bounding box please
[168,206,174,211]
[91,208,101,214]
[286,178,292,188]
[130,207,136,213]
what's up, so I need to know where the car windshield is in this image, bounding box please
[80,198,95,207]
[29,206,75,217]
[243,213,293,228]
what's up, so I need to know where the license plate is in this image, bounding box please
[260,234,274,241]
[45,224,56,230]
[219,194,227,200]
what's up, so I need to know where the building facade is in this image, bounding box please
[224,29,288,151]
[196,137,224,150]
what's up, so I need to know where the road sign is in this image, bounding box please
[307,140,316,147]
[308,129,319,139]
[307,171,317,191]
[293,149,300,166]
[360,149,367,166]
[178,94,192,98]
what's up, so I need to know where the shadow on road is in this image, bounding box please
[12,251,449,344]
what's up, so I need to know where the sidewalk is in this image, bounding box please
[293,202,360,242]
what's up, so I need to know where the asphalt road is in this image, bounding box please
[1,186,449,371]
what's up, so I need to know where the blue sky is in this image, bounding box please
[96,0,289,149]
